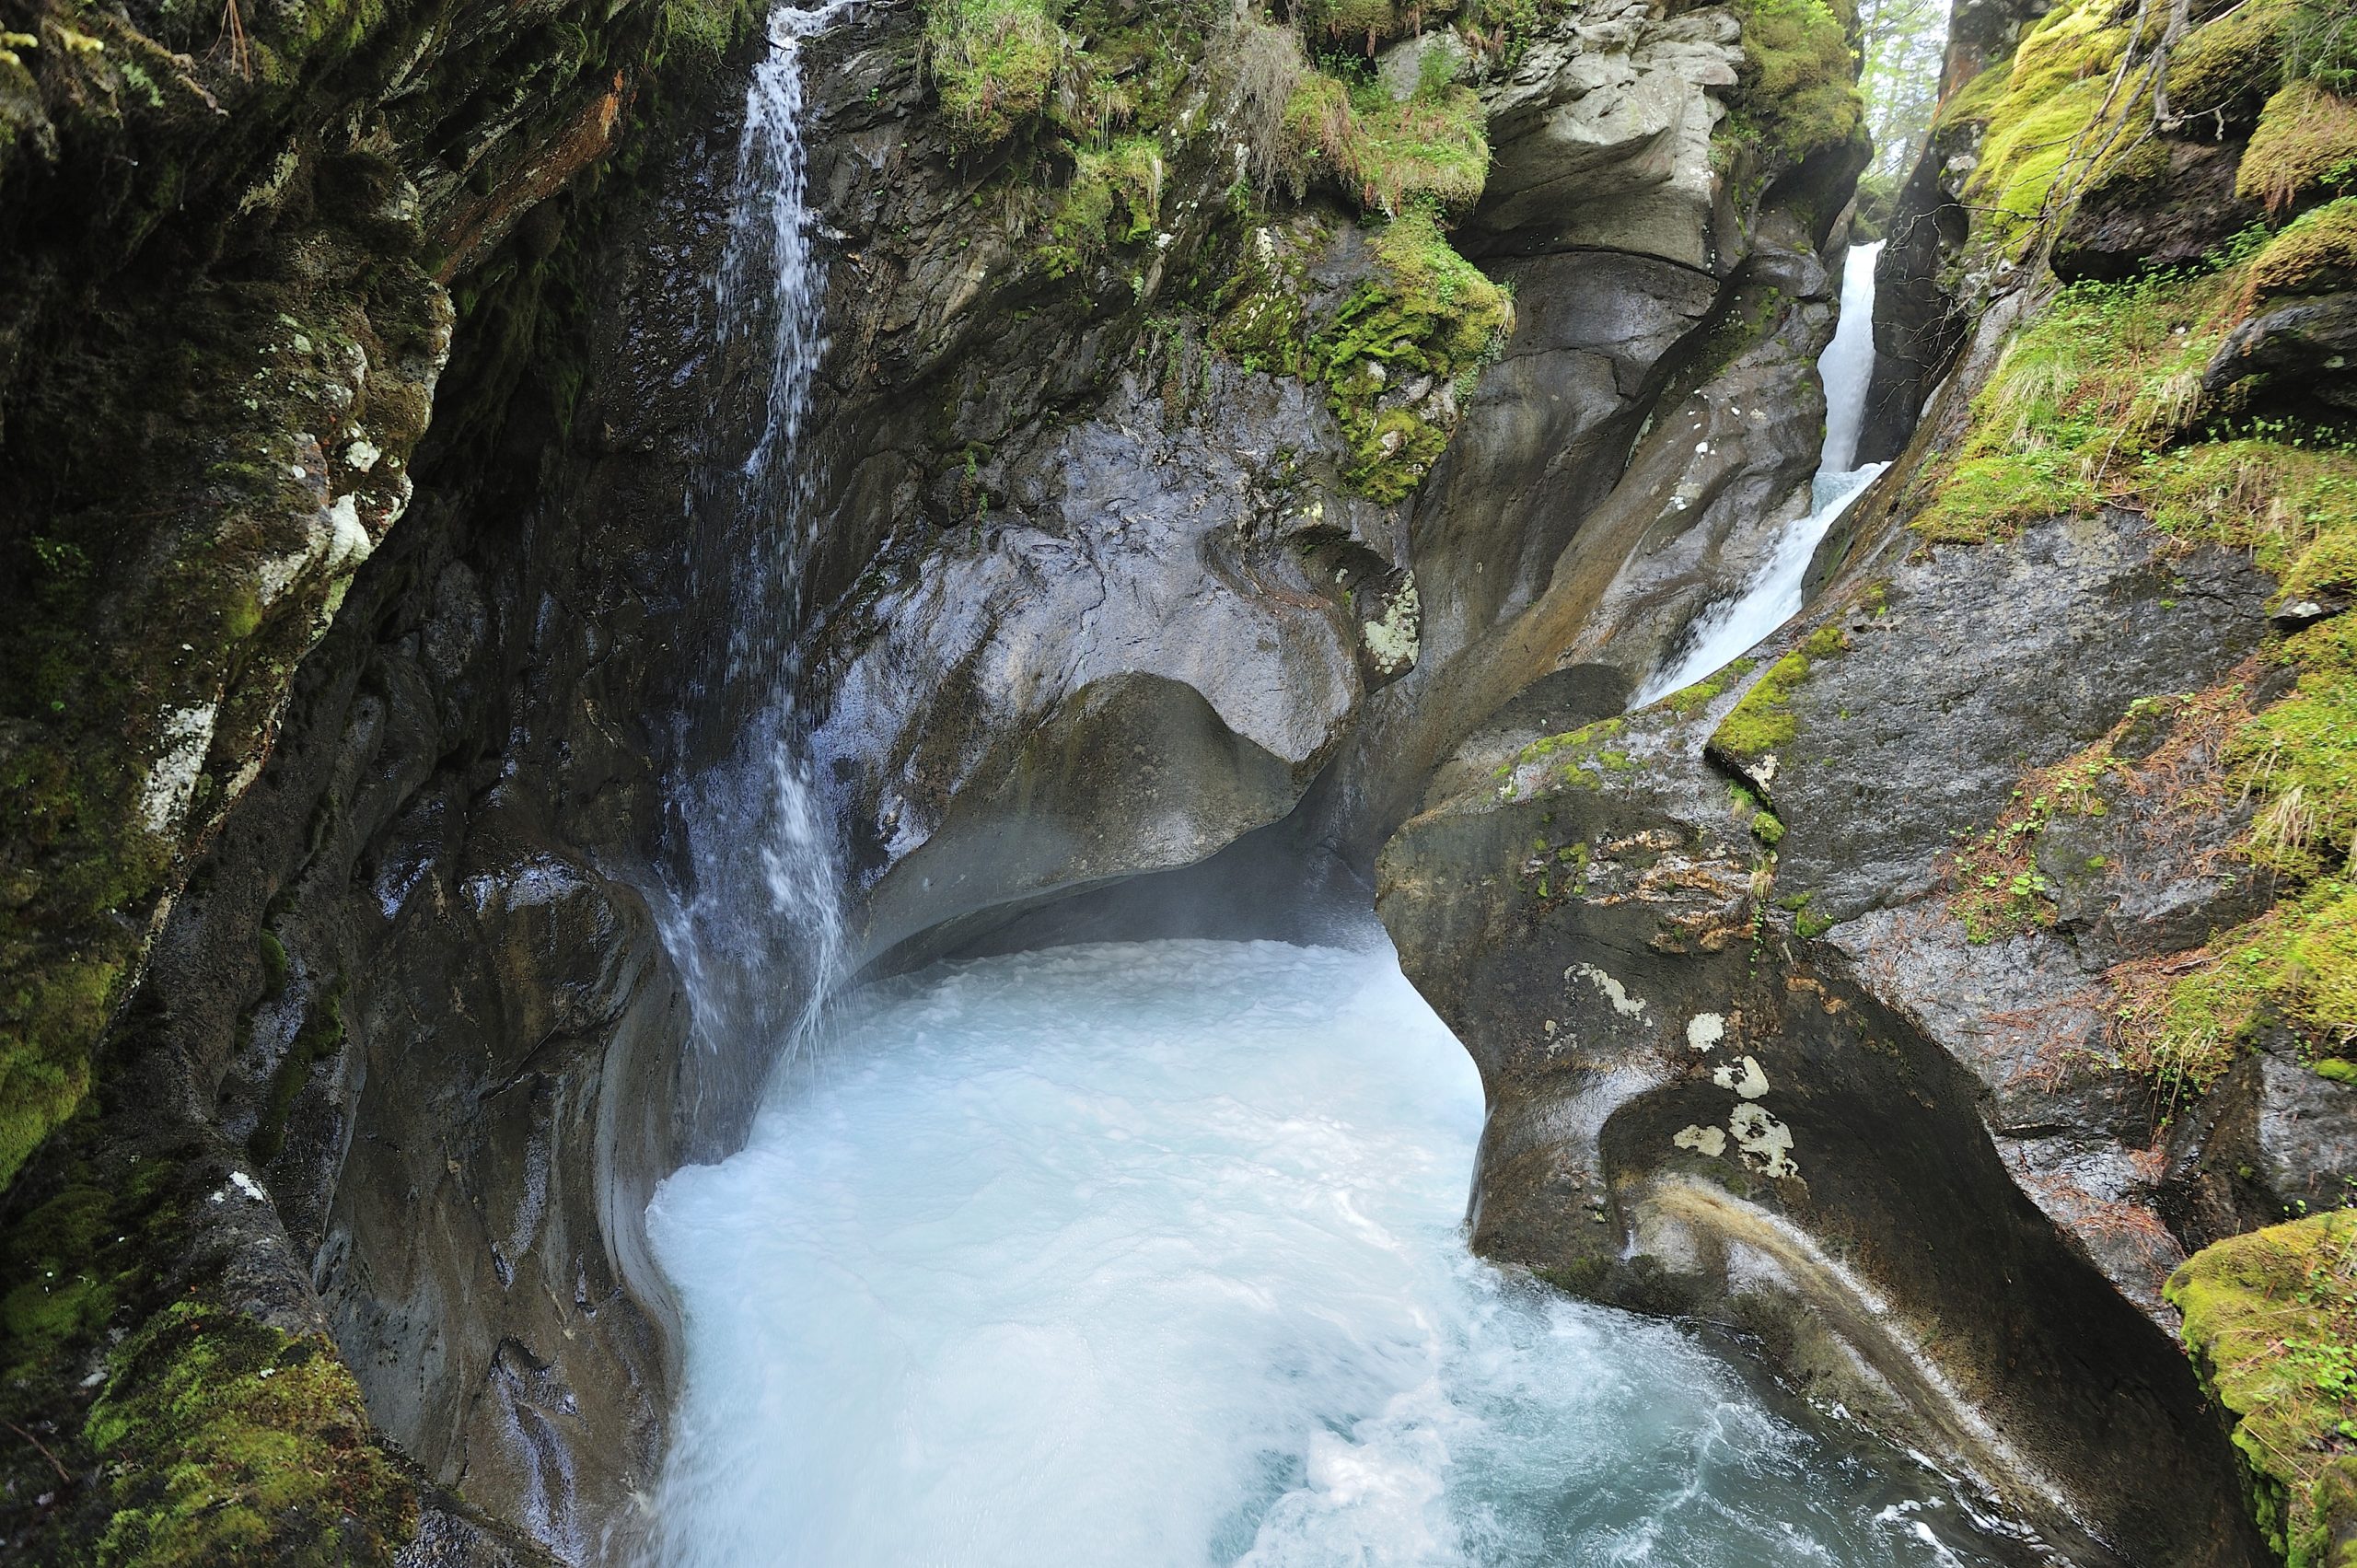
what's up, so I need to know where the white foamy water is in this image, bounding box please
[648,938,2020,1567]
[1636,240,1891,706]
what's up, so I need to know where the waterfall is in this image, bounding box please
[1634,240,1890,707]
[656,0,861,1128]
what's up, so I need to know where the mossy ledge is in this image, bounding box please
[2172,1212,2357,1568]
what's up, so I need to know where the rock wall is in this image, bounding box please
[1373,0,2357,1558]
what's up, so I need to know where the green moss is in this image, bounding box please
[2166,0,2298,122]
[1040,134,1166,272]
[256,931,288,1001]
[1945,738,2120,943]
[1962,0,2135,254]
[925,0,1066,145]
[2145,436,2357,603]
[2232,622,2357,884]
[84,1300,415,1567]
[1934,60,2011,133]
[2246,194,2357,301]
[1751,810,1786,845]
[1309,204,1511,499]
[2316,1057,2357,1084]
[1503,716,1638,796]
[2240,81,2357,215]
[1662,656,1757,715]
[1712,626,1848,760]
[1723,0,1864,172]
[2,959,115,1187]
[2169,1212,2357,1567]
[2121,882,2357,1091]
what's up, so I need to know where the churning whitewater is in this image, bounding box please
[647,939,2021,1567]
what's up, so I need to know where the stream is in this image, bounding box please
[647,938,2030,1565]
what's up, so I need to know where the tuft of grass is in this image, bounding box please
[1281,69,1489,215]
[1912,266,2233,540]
[925,0,1068,146]
[2238,80,2357,215]
[1288,0,1457,52]
[660,0,750,62]
[2236,618,2357,882]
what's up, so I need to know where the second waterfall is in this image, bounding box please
[1636,239,1890,705]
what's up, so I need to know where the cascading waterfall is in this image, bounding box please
[1634,240,1891,706]
[646,68,2031,1564]
[656,0,860,1113]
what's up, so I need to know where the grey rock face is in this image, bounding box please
[805,351,1373,958]
[1373,512,2279,1566]
[2205,290,2357,408]
[1765,511,2270,923]
[1472,1,1744,268]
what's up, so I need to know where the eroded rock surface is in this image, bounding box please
[1376,513,2277,1562]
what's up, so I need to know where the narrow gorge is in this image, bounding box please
[0,0,2352,1557]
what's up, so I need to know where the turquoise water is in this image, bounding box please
[648,938,2026,1567]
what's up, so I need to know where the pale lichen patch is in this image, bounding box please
[1674,1123,1728,1156]
[1730,1101,1798,1178]
[140,703,218,834]
[1361,572,1420,676]
[1567,961,1648,1017]
[1687,1012,1725,1051]
[1713,1054,1770,1098]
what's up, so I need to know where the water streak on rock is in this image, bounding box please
[658,0,863,1132]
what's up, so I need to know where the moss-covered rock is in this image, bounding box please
[1316,206,1511,499]
[2171,1211,2357,1567]
[2247,197,2357,301]
[1710,624,1847,762]
[1958,0,2141,254]
[2240,81,2357,216]
[1723,0,1864,173]
[83,1302,415,1567]
[2167,0,2300,127]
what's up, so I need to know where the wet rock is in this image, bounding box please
[2053,137,2266,284]
[2204,290,2357,407]
[1470,1,1744,268]
[1376,685,2263,1566]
